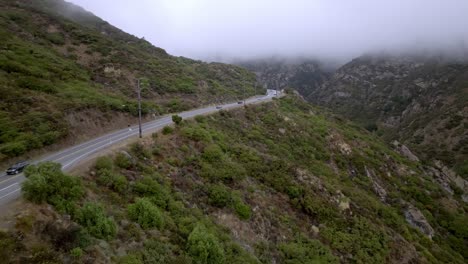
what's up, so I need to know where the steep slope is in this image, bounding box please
[307,54,468,177]
[238,57,332,98]
[0,0,259,162]
[2,95,466,263]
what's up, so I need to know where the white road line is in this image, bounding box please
[0,182,19,192]
[0,188,20,200]
[0,92,277,202]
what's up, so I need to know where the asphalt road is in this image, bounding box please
[0,90,279,206]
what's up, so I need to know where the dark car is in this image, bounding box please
[6,161,28,175]
[237,101,244,104]
[216,106,223,109]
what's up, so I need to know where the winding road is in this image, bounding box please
[0,90,278,207]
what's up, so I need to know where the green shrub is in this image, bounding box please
[132,176,171,208]
[188,223,225,264]
[22,162,84,213]
[130,143,151,159]
[207,184,231,207]
[76,203,117,240]
[115,152,132,169]
[0,231,18,262]
[162,126,174,135]
[172,114,183,125]
[322,217,389,263]
[195,115,206,123]
[181,126,211,142]
[199,160,247,182]
[0,141,27,156]
[279,238,338,264]
[96,168,128,193]
[70,247,83,258]
[128,198,165,229]
[95,156,114,171]
[119,254,142,264]
[233,198,252,220]
[202,144,224,163]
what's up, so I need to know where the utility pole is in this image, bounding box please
[276,79,279,97]
[254,82,257,97]
[137,79,142,138]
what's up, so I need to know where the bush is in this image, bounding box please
[181,126,212,142]
[172,115,183,125]
[128,198,165,229]
[115,152,132,169]
[162,126,174,135]
[95,156,114,171]
[22,162,84,213]
[96,169,128,193]
[130,143,151,159]
[195,115,206,123]
[202,144,224,163]
[279,238,338,264]
[233,199,252,220]
[119,254,142,264]
[188,223,225,264]
[76,203,117,240]
[207,184,231,207]
[0,141,27,157]
[70,247,83,258]
[132,176,171,208]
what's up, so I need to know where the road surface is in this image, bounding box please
[0,90,279,206]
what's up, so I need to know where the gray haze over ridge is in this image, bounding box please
[68,0,468,62]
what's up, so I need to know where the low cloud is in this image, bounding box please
[70,0,468,62]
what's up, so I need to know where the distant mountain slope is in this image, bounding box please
[2,95,466,263]
[308,54,468,177]
[0,0,259,162]
[237,57,333,98]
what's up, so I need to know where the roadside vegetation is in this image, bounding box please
[1,95,465,263]
[0,0,261,162]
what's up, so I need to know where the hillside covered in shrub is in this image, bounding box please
[0,0,259,162]
[1,95,466,263]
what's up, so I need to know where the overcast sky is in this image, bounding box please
[69,0,468,62]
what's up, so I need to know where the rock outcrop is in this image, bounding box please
[404,205,435,238]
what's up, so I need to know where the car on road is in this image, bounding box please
[216,106,223,109]
[237,101,244,104]
[6,161,29,175]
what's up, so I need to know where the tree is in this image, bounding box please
[128,198,164,229]
[76,203,117,240]
[172,114,183,125]
[22,162,84,213]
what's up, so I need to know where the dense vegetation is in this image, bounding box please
[0,0,260,162]
[2,95,465,263]
[306,55,468,177]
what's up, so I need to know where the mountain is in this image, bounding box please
[0,0,259,163]
[2,95,466,263]
[307,54,468,178]
[237,57,333,98]
[239,55,467,179]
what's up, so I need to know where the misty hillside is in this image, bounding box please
[2,95,466,263]
[242,55,468,179]
[307,54,468,178]
[0,0,258,163]
[237,58,333,99]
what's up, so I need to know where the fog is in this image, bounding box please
[69,0,468,62]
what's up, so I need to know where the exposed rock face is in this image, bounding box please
[404,205,435,238]
[392,141,419,162]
